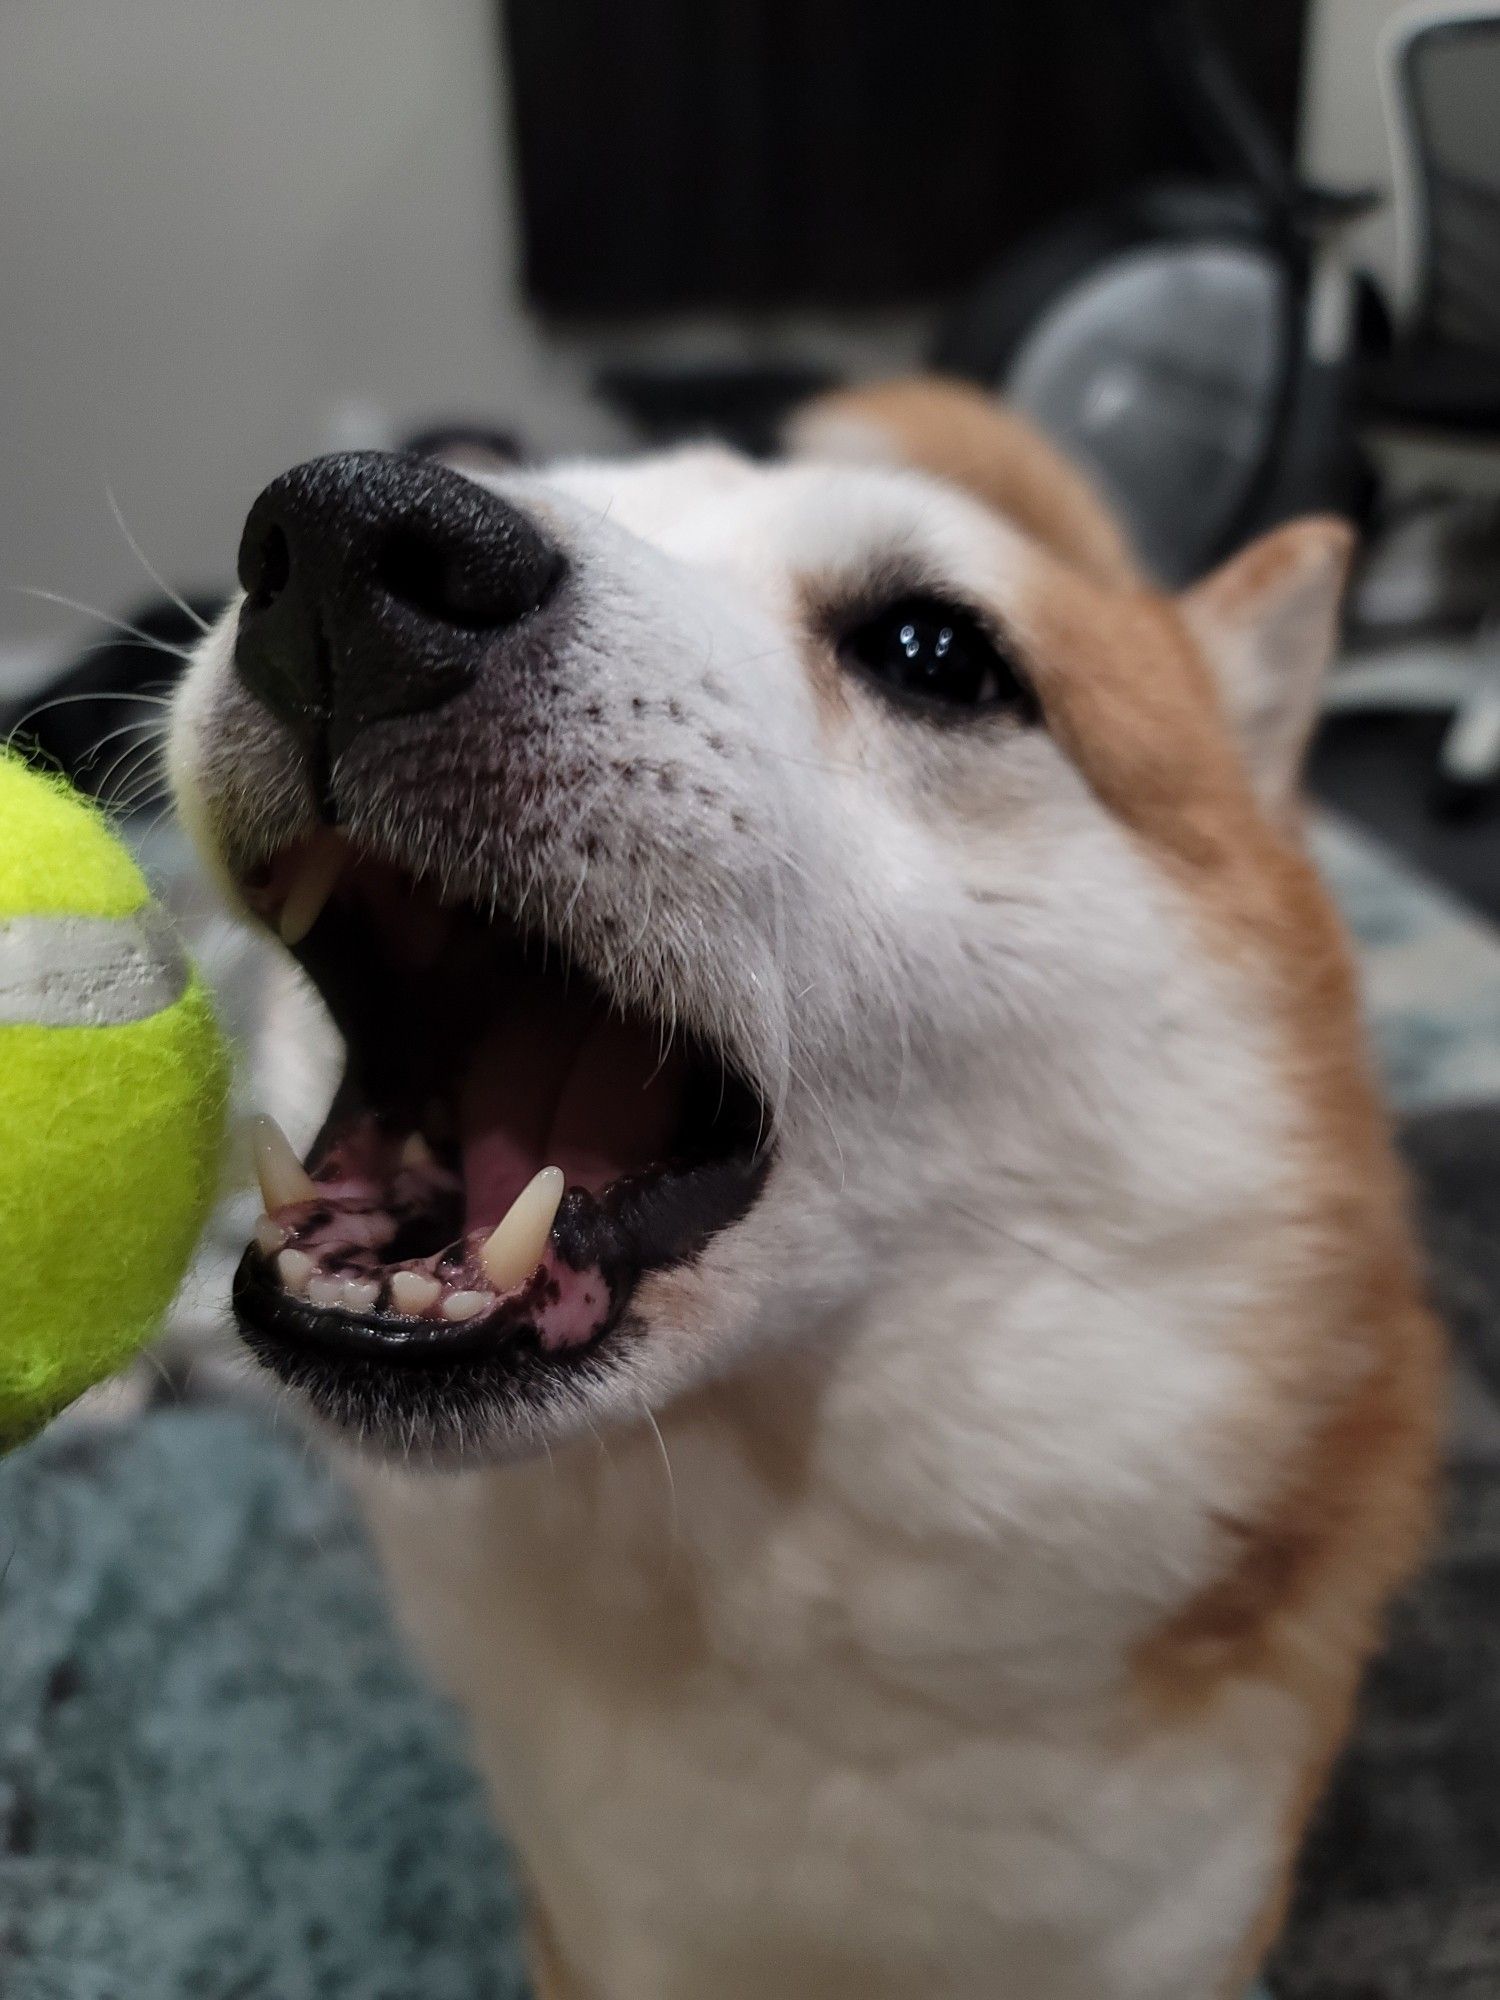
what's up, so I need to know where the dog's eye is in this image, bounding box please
[837,597,1040,720]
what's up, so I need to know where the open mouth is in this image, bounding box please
[233,833,769,1407]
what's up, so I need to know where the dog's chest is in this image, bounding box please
[354,1420,1300,2000]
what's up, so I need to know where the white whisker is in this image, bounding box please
[7,585,197,662]
[104,486,212,634]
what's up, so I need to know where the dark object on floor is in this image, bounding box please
[596,359,838,455]
[399,424,526,474]
[1,594,223,799]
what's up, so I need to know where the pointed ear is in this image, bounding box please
[1181,518,1354,815]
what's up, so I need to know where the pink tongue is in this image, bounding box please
[458,989,687,1230]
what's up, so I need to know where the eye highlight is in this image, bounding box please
[836,596,1040,721]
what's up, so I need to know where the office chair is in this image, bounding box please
[1328,3,1500,813]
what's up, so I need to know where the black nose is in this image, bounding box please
[233,451,564,763]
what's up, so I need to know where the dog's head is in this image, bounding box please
[171,378,1355,1462]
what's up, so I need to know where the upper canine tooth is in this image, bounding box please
[251,1114,319,1212]
[480,1166,565,1293]
[278,835,347,946]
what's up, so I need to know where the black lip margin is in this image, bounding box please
[233,1246,636,1454]
[232,1244,604,1365]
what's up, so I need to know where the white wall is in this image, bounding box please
[0,0,607,666]
[0,0,925,677]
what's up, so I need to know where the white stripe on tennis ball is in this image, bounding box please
[0,906,190,1028]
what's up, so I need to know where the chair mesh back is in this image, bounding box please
[1399,12,1500,355]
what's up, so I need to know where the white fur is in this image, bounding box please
[173,443,1338,1998]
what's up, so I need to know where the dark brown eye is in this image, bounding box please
[837,596,1040,720]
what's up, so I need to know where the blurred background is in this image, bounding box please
[0,0,1402,664]
[9,0,1500,865]
[5,7,1500,1998]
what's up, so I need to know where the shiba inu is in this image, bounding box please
[171,377,1440,1999]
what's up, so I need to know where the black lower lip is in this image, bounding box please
[231,1246,593,1366]
[235,1275,632,1455]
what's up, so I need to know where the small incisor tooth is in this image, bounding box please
[251,1114,318,1213]
[342,1278,380,1314]
[277,1248,314,1296]
[308,1274,345,1309]
[480,1166,565,1293]
[390,1270,441,1316]
[442,1290,489,1322]
[278,834,347,947]
[400,1132,437,1172]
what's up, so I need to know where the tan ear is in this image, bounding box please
[786,377,1141,590]
[1181,518,1354,815]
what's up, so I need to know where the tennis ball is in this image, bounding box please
[0,752,228,1448]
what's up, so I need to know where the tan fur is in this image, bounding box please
[1005,520,1441,1918]
[839,383,1441,1950]
[793,376,1141,589]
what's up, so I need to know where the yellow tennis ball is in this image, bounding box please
[0,753,228,1447]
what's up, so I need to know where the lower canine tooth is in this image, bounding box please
[480,1166,565,1292]
[277,1248,314,1296]
[391,1270,442,1315]
[252,1115,319,1213]
[442,1290,489,1322]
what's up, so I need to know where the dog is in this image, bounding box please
[170,377,1441,1999]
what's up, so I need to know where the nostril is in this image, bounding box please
[375,527,484,630]
[375,519,563,634]
[243,521,291,612]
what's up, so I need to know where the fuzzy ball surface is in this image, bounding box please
[0,755,228,1446]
